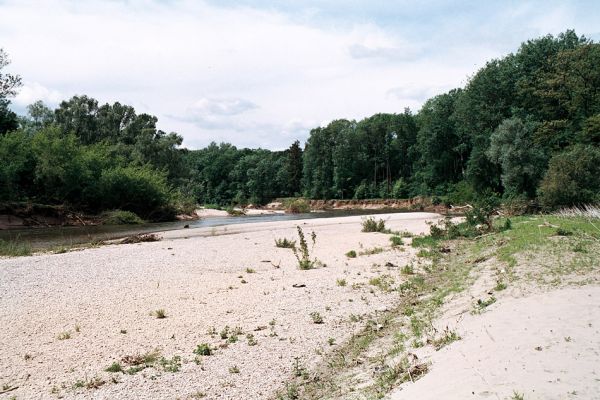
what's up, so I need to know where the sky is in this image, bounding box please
[1,0,599,150]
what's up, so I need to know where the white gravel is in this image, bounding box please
[0,212,440,400]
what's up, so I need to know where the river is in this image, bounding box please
[0,209,409,251]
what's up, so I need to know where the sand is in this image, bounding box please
[0,212,439,399]
[390,285,600,400]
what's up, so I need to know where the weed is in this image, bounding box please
[359,247,385,256]
[345,250,357,258]
[555,227,573,236]
[154,309,167,319]
[389,236,403,247]
[430,327,461,350]
[473,296,496,313]
[328,338,336,346]
[105,362,123,373]
[229,365,240,374]
[194,343,213,356]
[291,226,318,270]
[120,329,127,334]
[74,324,80,333]
[0,237,32,257]
[275,238,296,248]
[310,311,324,324]
[246,333,258,346]
[511,391,525,400]
[369,275,395,292]
[57,331,71,340]
[159,355,181,372]
[336,278,347,287]
[101,210,144,225]
[220,326,230,339]
[401,264,414,275]
[494,281,507,291]
[361,217,389,233]
[245,267,256,273]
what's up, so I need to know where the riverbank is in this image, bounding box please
[0,212,440,399]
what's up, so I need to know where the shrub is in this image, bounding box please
[275,238,296,248]
[309,312,324,324]
[361,217,388,233]
[285,199,310,213]
[101,210,144,225]
[538,145,600,208]
[193,343,212,356]
[97,165,175,220]
[345,250,357,258]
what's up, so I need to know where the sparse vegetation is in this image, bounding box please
[309,311,324,324]
[345,250,357,258]
[389,235,403,247]
[57,331,71,340]
[229,365,240,374]
[194,343,213,356]
[154,309,167,319]
[105,362,123,373]
[100,210,144,225]
[0,237,32,257]
[336,278,347,287]
[359,247,385,256]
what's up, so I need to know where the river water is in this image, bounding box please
[0,209,406,250]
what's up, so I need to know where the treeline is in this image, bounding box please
[1,30,599,220]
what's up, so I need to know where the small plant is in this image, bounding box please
[292,357,308,378]
[193,343,213,356]
[473,296,497,313]
[400,264,414,275]
[389,236,403,247]
[327,337,336,346]
[555,227,573,236]
[345,250,357,258]
[361,217,388,233]
[511,391,525,400]
[430,327,461,350]
[494,281,507,291]
[101,210,144,225]
[336,278,347,287]
[369,275,395,292]
[220,326,230,339]
[120,329,127,334]
[159,355,181,372]
[154,309,167,319]
[309,311,324,324]
[105,362,123,373]
[74,324,80,333]
[57,331,71,340]
[245,267,256,273]
[246,333,258,346]
[291,226,317,270]
[359,247,385,256]
[275,238,296,248]
[229,365,240,374]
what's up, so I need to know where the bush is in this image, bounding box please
[361,217,388,233]
[291,226,317,269]
[538,145,600,208]
[101,210,144,225]
[97,166,175,220]
[345,250,357,258]
[389,236,403,247]
[286,199,310,213]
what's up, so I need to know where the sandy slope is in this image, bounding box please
[390,285,600,400]
[0,212,439,400]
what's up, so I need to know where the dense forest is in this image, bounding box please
[1,30,599,221]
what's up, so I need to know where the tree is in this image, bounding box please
[538,145,600,207]
[487,117,546,197]
[0,49,21,99]
[286,140,303,196]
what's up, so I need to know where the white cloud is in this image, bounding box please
[1,0,598,149]
[13,81,63,107]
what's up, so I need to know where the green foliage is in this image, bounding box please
[285,198,310,213]
[309,311,324,324]
[345,250,357,258]
[193,343,212,356]
[275,238,296,248]
[291,226,317,270]
[97,166,174,220]
[100,210,144,225]
[538,145,600,207]
[389,236,403,247]
[361,217,388,233]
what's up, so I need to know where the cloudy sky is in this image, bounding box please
[1,0,599,149]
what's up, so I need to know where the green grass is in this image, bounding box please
[0,237,32,257]
[105,362,123,373]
